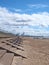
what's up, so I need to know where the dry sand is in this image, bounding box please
[22,37,49,65]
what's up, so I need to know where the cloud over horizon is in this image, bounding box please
[0,6,49,36]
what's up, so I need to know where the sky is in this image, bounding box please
[0,0,49,36]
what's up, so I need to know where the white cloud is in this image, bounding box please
[14,8,22,12]
[0,6,49,36]
[28,4,48,8]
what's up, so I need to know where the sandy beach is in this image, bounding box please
[0,33,49,65]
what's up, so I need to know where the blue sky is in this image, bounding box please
[0,0,49,13]
[0,0,49,36]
